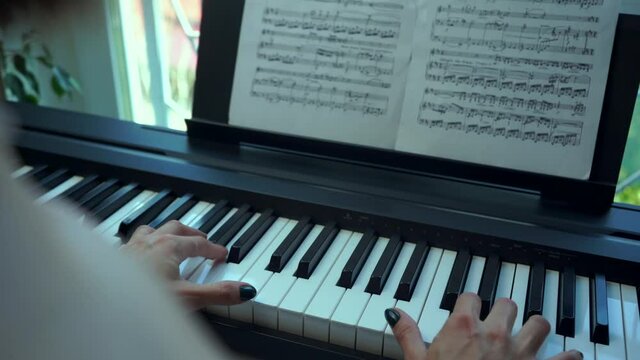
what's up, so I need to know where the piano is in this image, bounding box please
[7,1,640,359]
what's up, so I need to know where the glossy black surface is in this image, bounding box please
[441,250,472,311]
[524,262,546,322]
[557,267,576,337]
[228,209,276,263]
[478,255,501,320]
[39,168,70,190]
[59,175,101,203]
[91,183,142,222]
[77,179,120,212]
[209,204,252,246]
[295,222,339,279]
[337,229,377,289]
[118,189,175,240]
[590,274,609,345]
[395,242,429,301]
[191,200,231,234]
[267,217,312,272]
[148,194,198,229]
[366,235,402,295]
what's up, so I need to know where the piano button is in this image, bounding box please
[394,241,429,301]
[11,165,33,179]
[590,274,609,345]
[384,247,443,359]
[365,235,402,295]
[557,267,576,337]
[595,282,626,360]
[510,263,530,335]
[228,209,277,264]
[77,178,121,212]
[621,284,640,358]
[91,183,143,222]
[440,249,472,312]
[147,193,198,229]
[477,255,501,320]
[94,190,156,235]
[267,216,313,272]
[329,237,389,349]
[118,189,175,241]
[177,201,215,278]
[28,165,54,183]
[279,229,351,336]
[230,220,298,322]
[190,200,231,234]
[210,204,253,246]
[537,270,564,359]
[524,261,546,322]
[60,175,102,203]
[565,276,596,360]
[356,242,414,355]
[304,232,363,342]
[417,249,457,343]
[294,221,339,279]
[253,225,323,329]
[463,255,486,294]
[337,228,377,289]
[35,175,83,204]
[202,217,289,317]
[38,168,72,190]
[495,262,516,300]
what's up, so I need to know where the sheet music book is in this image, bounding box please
[229,0,621,179]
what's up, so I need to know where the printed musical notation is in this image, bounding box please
[397,0,619,179]
[230,0,413,148]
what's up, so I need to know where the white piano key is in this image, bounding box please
[356,242,415,355]
[177,201,214,277]
[191,212,261,286]
[303,232,363,342]
[253,225,323,329]
[417,249,457,344]
[35,175,83,204]
[278,230,352,335]
[329,237,389,349]
[184,207,239,280]
[595,282,626,360]
[565,276,595,360]
[621,285,640,359]
[495,262,516,300]
[202,217,289,317]
[95,190,156,235]
[510,263,530,335]
[538,270,564,359]
[11,165,33,179]
[229,220,297,323]
[463,256,486,293]
[383,247,444,360]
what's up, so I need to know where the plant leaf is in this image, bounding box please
[37,56,53,68]
[51,74,66,98]
[13,54,28,75]
[23,94,39,104]
[5,73,27,99]
[24,70,40,95]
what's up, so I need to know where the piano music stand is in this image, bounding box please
[187,0,640,213]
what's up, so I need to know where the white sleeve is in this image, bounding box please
[0,111,238,360]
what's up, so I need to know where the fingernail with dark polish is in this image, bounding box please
[385,308,400,328]
[571,350,583,360]
[239,285,257,301]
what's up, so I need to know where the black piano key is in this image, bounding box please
[209,204,253,246]
[295,222,340,279]
[59,175,101,203]
[524,262,546,323]
[28,165,54,183]
[590,274,609,345]
[394,242,429,301]
[118,190,176,241]
[267,216,313,272]
[228,209,276,264]
[191,200,231,234]
[15,165,45,180]
[637,286,640,314]
[38,168,71,190]
[76,179,121,212]
[477,255,501,320]
[440,249,472,311]
[365,235,402,295]
[91,183,142,222]
[556,267,576,337]
[337,229,377,289]
[147,194,198,229]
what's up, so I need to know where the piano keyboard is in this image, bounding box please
[13,165,640,359]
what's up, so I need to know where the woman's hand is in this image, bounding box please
[386,293,583,360]
[121,220,256,310]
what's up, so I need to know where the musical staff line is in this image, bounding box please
[505,0,604,9]
[305,0,404,11]
[431,34,594,55]
[262,29,398,49]
[264,7,402,28]
[251,90,387,116]
[430,49,593,72]
[255,67,391,89]
[433,18,598,40]
[259,41,395,65]
[436,4,599,23]
[257,52,393,76]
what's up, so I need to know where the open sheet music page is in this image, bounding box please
[396,0,620,179]
[230,0,416,148]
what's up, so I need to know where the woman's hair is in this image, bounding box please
[0,0,73,26]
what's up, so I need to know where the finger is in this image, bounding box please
[547,350,584,360]
[514,315,551,357]
[155,220,206,237]
[175,281,257,307]
[452,292,482,318]
[386,308,428,360]
[130,225,155,240]
[484,297,517,332]
[156,235,227,263]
